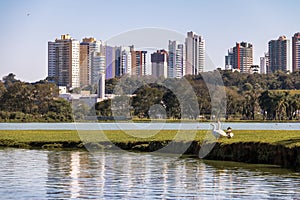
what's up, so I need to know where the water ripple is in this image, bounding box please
[0,149,299,199]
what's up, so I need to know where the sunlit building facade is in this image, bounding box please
[268,36,290,73]
[233,42,253,73]
[292,32,300,72]
[168,40,185,78]
[131,49,147,76]
[79,37,101,86]
[151,50,168,78]
[185,31,205,75]
[48,34,80,88]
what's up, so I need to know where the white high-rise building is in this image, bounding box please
[225,49,233,70]
[115,46,132,77]
[260,57,266,74]
[120,46,132,76]
[48,34,80,88]
[168,40,185,78]
[71,41,80,88]
[91,52,105,85]
[260,52,269,74]
[185,31,205,75]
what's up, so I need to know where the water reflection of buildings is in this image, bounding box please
[46,151,72,199]
[1,149,300,199]
[70,152,80,199]
[46,151,103,199]
[45,150,239,198]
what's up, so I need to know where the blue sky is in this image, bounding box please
[0,0,299,82]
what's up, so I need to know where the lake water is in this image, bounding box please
[0,122,299,130]
[0,149,299,199]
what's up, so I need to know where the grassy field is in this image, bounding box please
[0,129,300,148]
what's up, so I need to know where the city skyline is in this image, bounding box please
[0,0,299,82]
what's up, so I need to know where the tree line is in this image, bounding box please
[0,71,299,122]
[0,73,73,122]
[220,70,300,120]
[96,70,300,121]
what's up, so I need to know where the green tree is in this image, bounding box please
[0,81,6,98]
[95,99,112,117]
[162,90,181,119]
[225,87,243,119]
[0,82,34,113]
[273,92,288,120]
[242,83,261,120]
[3,73,18,87]
[49,99,73,121]
[105,78,119,94]
[259,90,277,120]
[111,95,131,118]
[73,100,90,120]
[132,86,163,118]
[34,83,58,114]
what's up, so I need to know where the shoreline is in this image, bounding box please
[1,140,300,172]
[0,130,300,171]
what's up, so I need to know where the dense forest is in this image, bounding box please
[0,73,73,122]
[99,70,300,121]
[0,70,300,122]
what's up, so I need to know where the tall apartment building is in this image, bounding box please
[260,52,269,74]
[115,46,132,77]
[268,36,290,73]
[104,45,133,79]
[151,50,168,78]
[90,52,105,85]
[120,46,132,76]
[115,47,121,77]
[105,45,116,80]
[131,49,147,76]
[225,49,233,70]
[79,37,101,86]
[48,34,80,88]
[185,31,205,75]
[292,32,300,72]
[225,42,253,73]
[168,40,185,78]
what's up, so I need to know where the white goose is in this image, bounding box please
[210,121,228,138]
